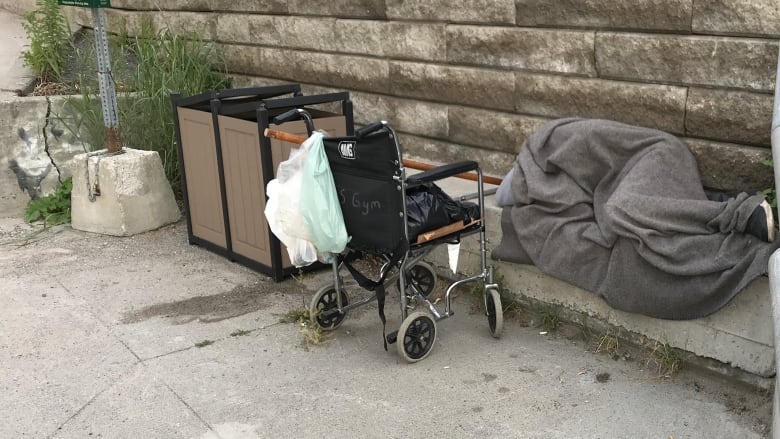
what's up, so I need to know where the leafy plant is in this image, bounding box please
[57,20,231,195]
[21,0,72,82]
[280,308,326,345]
[121,23,231,192]
[646,341,681,377]
[194,339,214,348]
[538,304,561,332]
[24,177,72,226]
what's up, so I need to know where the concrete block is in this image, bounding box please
[389,61,515,111]
[71,148,180,236]
[230,47,390,93]
[288,0,386,18]
[217,15,335,51]
[448,106,548,153]
[110,0,288,13]
[352,93,450,138]
[0,96,85,219]
[514,74,687,134]
[515,0,692,32]
[693,0,780,37]
[446,26,596,76]
[386,0,515,24]
[596,33,779,92]
[684,138,772,192]
[685,88,774,147]
[383,22,448,62]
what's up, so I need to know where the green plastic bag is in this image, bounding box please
[300,132,348,255]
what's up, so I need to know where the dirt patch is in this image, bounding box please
[119,282,274,325]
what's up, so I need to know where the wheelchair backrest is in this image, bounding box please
[323,128,406,254]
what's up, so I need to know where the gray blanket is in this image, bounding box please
[492,118,780,319]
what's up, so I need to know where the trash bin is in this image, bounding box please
[171,86,354,280]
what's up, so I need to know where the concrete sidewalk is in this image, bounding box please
[0,8,35,97]
[0,218,772,438]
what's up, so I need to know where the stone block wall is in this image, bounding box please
[8,0,780,191]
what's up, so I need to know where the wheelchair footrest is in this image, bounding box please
[385,330,398,345]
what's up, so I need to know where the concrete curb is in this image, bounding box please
[427,174,775,389]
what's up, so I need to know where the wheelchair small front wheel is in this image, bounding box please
[397,262,437,297]
[310,285,349,331]
[486,288,503,339]
[397,311,437,363]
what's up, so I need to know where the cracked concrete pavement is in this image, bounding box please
[0,216,773,438]
[0,6,774,439]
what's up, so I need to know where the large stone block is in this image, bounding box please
[515,74,687,134]
[216,15,336,51]
[693,0,780,37]
[216,16,446,62]
[386,0,515,24]
[447,26,596,76]
[685,138,772,192]
[686,88,773,147]
[399,133,517,178]
[389,61,515,111]
[351,93,449,138]
[383,22,448,62]
[288,0,386,18]
[448,106,548,153]
[597,33,779,92]
[110,0,287,13]
[219,45,390,93]
[71,148,180,236]
[515,0,692,32]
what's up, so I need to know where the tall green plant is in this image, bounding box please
[22,0,72,82]
[121,24,231,190]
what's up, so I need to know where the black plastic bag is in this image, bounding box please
[405,183,480,242]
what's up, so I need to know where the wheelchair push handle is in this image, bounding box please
[355,121,385,138]
[272,108,315,135]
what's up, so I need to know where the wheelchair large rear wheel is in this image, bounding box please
[397,311,437,363]
[397,262,437,297]
[310,285,349,331]
[486,288,503,338]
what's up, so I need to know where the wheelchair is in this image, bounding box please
[268,110,503,363]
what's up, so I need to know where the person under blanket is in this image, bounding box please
[491,118,780,320]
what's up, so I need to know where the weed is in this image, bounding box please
[58,20,231,193]
[595,332,620,359]
[122,22,231,191]
[24,177,72,226]
[230,329,251,337]
[538,304,561,332]
[279,309,309,324]
[280,308,326,345]
[646,341,681,377]
[22,0,72,82]
[194,339,214,348]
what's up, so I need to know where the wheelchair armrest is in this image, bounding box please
[406,160,479,185]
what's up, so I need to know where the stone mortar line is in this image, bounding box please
[43,95,62,184]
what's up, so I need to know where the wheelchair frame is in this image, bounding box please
[266,111,503,362]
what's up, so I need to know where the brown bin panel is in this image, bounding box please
[269,115,348,269]
[218,115,272,265]
[177,107,227,247]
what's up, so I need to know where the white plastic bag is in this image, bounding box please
[264,134,320,267]
[300,134,348,255]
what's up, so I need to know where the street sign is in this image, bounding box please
[57,0,110,7]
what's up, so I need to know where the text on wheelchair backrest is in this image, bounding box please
[338,187,382,216]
